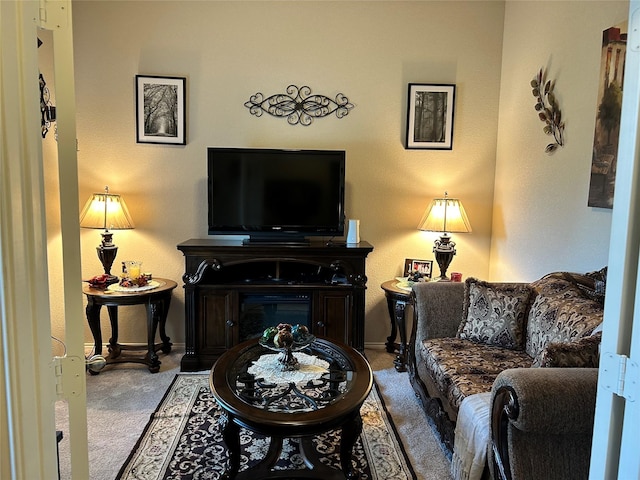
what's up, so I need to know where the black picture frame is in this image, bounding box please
[135,75,186,145]
[404,258,433,279]
[405,83,455,150]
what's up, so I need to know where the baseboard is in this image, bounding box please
[84,342,187,353]
[86,342,384,353]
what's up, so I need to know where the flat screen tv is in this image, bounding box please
[207,147,346,244]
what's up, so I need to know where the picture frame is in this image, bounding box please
[588,23,626,209]
[405,83,455,150]
[136,75,186,145]
[404,258,433,279]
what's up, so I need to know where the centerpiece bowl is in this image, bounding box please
[259,324,315,371]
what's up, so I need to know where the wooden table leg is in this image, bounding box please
[384,294,398,353]
[219,412,241,480]
[340,411,363,479]
[86,299,103,357]
[145,301,161,373]
[157,294,173,354]
[106,305,121,359]
[393,300,408,372]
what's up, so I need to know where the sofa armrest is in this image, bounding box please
[408,282,465,401]
[411,281,465,342]
[492,368,598,433]
[406,281,466,450]
[491,368,598,480]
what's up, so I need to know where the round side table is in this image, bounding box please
[83,278,177,373]
[381,280,412,372]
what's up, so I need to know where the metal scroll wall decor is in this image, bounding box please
[531,68,565,154]
[244,85,354,126]
[38,37,57,139]
[40,73,56,139]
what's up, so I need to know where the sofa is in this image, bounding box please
[407,270,605,480]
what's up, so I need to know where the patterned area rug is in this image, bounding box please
[116,374,416,480]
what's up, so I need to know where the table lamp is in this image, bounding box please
[79,186,134,283]
[417,192,471,281]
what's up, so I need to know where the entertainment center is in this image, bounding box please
[177,238,374,371]
[177,147,371,370]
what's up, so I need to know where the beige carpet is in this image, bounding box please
[55,347,452,479]
[367,349,453,479]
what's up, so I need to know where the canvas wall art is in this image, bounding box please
[588,23,627,208]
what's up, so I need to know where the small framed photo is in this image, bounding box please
[404,258,433,279]
[136,75,186,145]
[405,83,455,150]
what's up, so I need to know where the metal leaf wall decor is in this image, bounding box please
[531,68,565,154]
[244,85,354,126]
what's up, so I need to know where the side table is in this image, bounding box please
[83,278,177,373]
[381,280,413,372]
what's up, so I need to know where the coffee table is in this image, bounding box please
[209,337,373,480]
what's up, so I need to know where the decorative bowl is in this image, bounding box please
[84,274,119,289]
[258,334,316,370]
[259,334,316,352]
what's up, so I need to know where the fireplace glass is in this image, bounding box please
[239,293,312,342]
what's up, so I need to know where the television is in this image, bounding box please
[207,147,346,244]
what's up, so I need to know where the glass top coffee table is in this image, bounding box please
[209,337,373,480]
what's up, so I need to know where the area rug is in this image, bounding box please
[116,373,417,480]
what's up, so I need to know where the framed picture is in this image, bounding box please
[588,23,626,209]
[404,258,433,279]
[405,83,455,150]
[136,75,186,145]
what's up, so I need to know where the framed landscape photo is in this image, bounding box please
[405,83,455,150]
[404,258,433,279]
[136,75,186,145]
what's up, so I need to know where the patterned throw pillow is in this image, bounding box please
[526,275,604,366]
[538,332,602,368]
[457,278,534,350]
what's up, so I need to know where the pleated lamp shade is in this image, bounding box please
[79,189,134,231]
[417,195,471,234]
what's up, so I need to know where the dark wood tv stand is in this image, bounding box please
[177,238,374,371]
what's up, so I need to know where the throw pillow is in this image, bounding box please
[540,268,607,306]
[526,275,604,365]
[457,278,534,350]
[538,332,602,368]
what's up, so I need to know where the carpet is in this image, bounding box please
[116,373,417,480]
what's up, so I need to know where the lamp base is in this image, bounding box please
[433,275,451,282]
[97,243,118,278]
[433,234,456,281]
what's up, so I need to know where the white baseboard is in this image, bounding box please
[86,342,386,352]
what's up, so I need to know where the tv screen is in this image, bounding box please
[207,147,346,243]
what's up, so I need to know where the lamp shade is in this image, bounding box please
[79,188,134,231]
[417,194,471,234]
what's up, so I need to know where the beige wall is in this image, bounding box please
[49,1,629,348]
[54,0,505,348]
[490,1,627,281]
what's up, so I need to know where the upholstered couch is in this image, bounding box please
[407,270,605,480]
